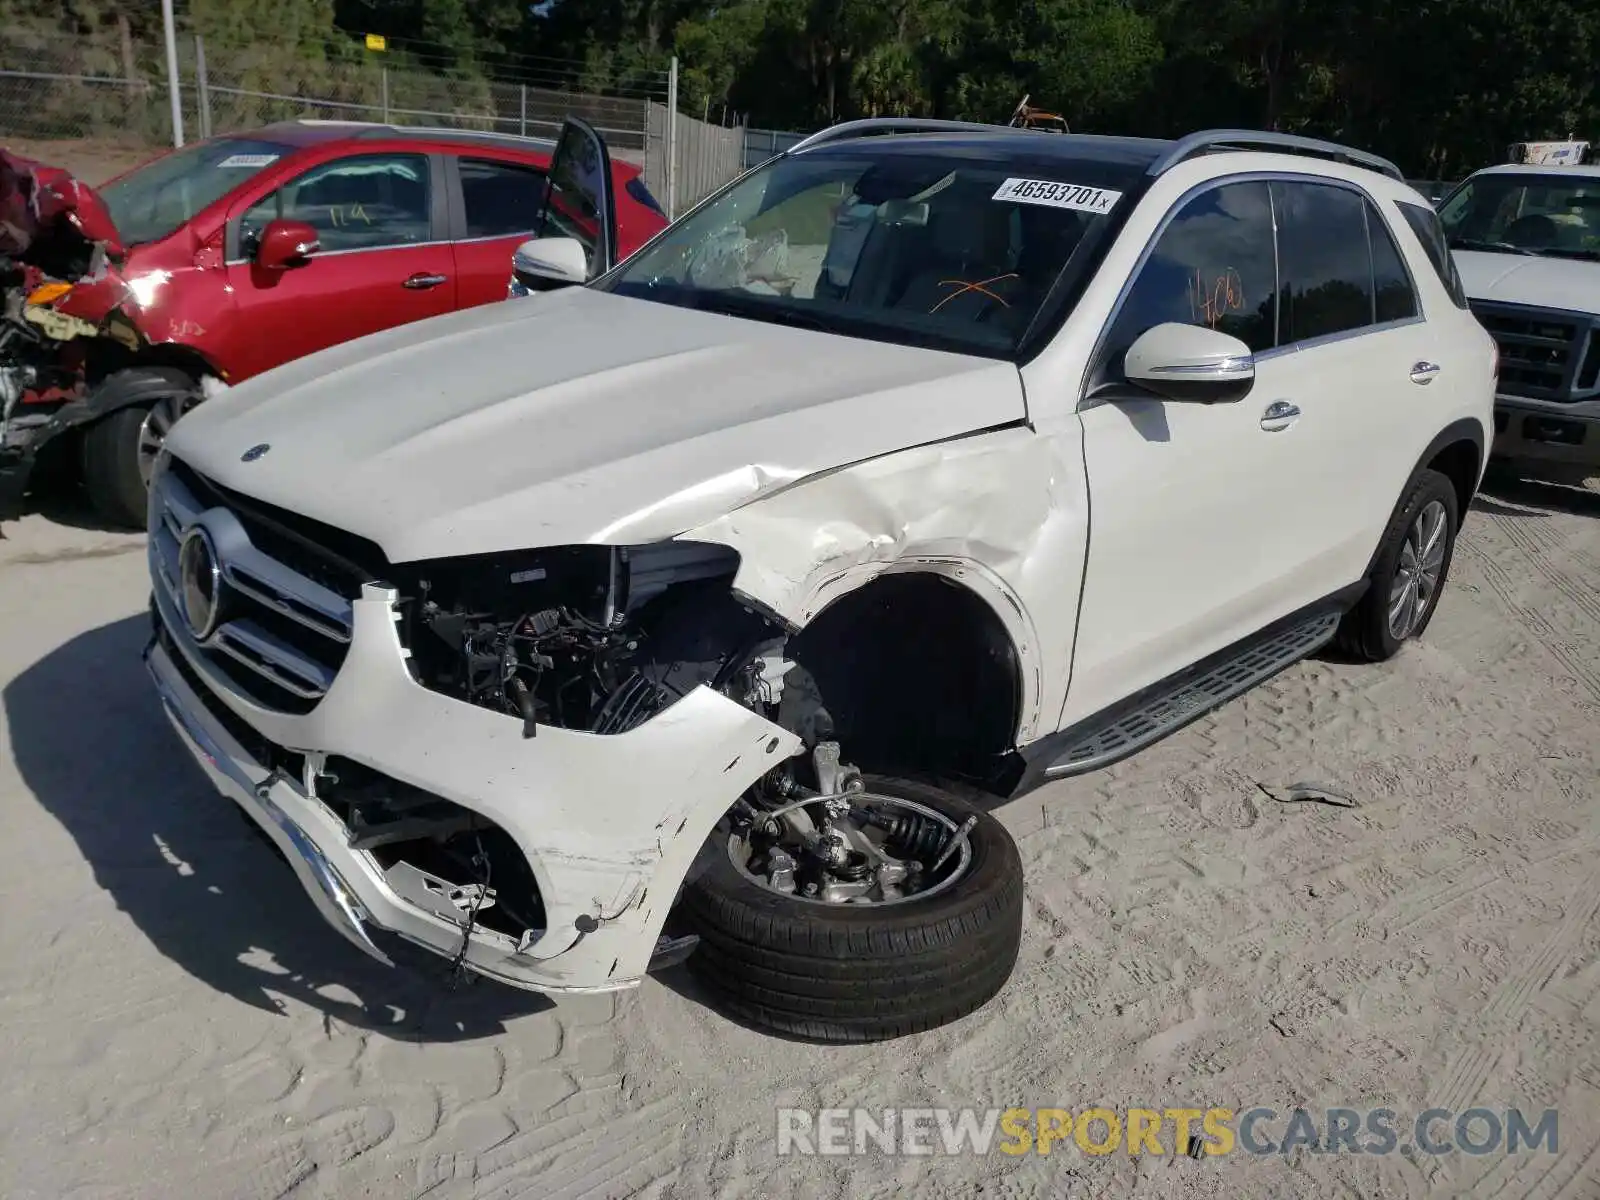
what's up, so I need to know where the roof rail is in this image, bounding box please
[1149,130,1405,182]
[351,123,556,147]
[789,118,1006,154]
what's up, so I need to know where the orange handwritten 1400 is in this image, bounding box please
[1189,267,1245,327]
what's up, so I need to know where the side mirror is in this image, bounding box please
[511,236,589,290]
[254,218,320,270]
[1123,322,1255,404]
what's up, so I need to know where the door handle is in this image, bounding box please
[403,273,448,290]
[1259,400,1300,432]
[1410,360,1441,385]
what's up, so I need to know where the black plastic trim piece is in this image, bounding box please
[1000,581,1368,799]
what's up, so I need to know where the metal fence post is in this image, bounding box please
[160,0,183,146]
[520,84,527,136]
[381,67,389,124]
[195,35,212,140]
[666,56,679,219]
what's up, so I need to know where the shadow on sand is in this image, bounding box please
[4,614,553,1042]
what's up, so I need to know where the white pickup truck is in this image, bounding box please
[144,119,1493,1042]
[1440,143,1600,486]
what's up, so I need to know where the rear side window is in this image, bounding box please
[460,157,546,238]
[1367,204,1420,322]
[1272,181,1374,343]
[1397,201,1471,308]
[1101,180,1279,368]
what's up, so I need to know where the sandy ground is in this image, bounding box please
[1,477,1598,1200]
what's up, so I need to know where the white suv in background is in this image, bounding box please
[144,119,1494,1043]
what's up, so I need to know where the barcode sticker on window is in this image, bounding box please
[218,154,280,169]
[992,178,1121,214]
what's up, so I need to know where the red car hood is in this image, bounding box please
[0,148,124,280]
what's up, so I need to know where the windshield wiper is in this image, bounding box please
[1537,246,1600,262]
[1448,237,1540,256]
[634,282,841,334]
[698,295,838,334]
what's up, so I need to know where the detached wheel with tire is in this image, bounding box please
[81,367,199,528]
[680,774,1024,1042]
[1336,467,1460,662]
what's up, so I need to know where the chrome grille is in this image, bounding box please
[149,459,355,713]
[1472,300,1600,405]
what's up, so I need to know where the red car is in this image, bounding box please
[0,121,667,525]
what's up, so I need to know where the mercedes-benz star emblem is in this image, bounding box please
[178,527,223,641]
[241,443,270,463]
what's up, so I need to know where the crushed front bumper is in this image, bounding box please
[146,587,802,994]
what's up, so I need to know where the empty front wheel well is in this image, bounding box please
[787,572,1022,784]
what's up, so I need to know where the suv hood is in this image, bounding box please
[165,287,1026,562]
[1455,249,1600,312]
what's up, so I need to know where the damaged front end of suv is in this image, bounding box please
[0,149,127,517]
[145,447,1023,1037]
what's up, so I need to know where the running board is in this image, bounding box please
[1042,610,1342,779]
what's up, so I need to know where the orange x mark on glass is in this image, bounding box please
[930,272,1019,313]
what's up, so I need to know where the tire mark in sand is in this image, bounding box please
[1456,535,1600,702]
[1431,870,1600,1117]
[1487,510,1600,627]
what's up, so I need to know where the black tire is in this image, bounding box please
[81,367,198,529]
[679,775,1024,1042]
[1335,468,1460,662]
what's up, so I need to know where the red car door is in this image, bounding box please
[222,150,456,381]
[448,153,549,309]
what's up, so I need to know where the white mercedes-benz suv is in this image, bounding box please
[144,118,1495,1042]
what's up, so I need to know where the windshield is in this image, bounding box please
[100,136,290,247]
[1437,172,1600,259]
[599,140,1141,359]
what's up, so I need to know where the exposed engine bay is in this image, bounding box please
[392,541,973,910]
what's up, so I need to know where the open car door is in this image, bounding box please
[533,116,620,282]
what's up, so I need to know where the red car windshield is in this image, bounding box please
[100,136,291,247]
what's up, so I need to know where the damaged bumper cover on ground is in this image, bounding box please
[145,600,801,992]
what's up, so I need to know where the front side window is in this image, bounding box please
[1437,172,1600,259]
[101,136,290,247]
[1273,181,1375,343]
[600,141,1143,360]
[241,153,431,253]
[1101,180,1278,371]
[460,157,545,238]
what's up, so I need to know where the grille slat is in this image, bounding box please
[1473,300,1600,405]
[149,459,363,714]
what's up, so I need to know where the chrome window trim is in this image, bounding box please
[224,238,452,267]
[453,230,538,247]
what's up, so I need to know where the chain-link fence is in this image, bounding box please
[2,27,751,187]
